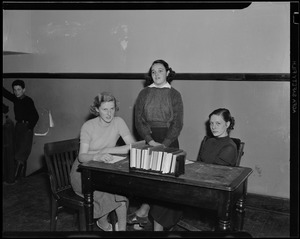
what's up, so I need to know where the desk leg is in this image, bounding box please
[217,193,232,231]
[235,180,248,231]
[81,168,94,231]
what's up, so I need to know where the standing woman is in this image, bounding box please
[129,59,184,231]
[70,92,136,231]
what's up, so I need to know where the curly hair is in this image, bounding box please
[144,59,176,86]
[89,91,119,116]
[209,108,235,133]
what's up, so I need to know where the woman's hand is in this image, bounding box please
[93,153,114,163]
[148,140,163,147]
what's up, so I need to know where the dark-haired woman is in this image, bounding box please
[198,108,237,166]
[128,59,184,231]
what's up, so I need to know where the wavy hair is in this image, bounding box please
[89,91,119,116]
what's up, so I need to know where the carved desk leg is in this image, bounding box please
[217,192,232,231]
[81,168,94,231]
[235,180,248,231]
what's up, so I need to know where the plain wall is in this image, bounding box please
[2,78,290,199]
[3,3,289,73]
[2,3,290,198]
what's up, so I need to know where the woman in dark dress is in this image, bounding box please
[199,108,237,166]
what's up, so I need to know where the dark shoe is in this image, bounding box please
[127,213,148,227]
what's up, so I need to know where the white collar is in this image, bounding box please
[148,82,171,89]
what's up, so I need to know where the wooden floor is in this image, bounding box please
[2,172,291,238]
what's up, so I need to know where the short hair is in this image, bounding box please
[145,59,176,86]
[209,108,235,133]
[89,91,119,116]
[12,79,25,89]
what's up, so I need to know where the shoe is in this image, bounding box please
[127,212,148,227]
[96,220,118,231]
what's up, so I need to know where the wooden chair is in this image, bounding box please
[177,136,245,231]
[44,138,86,231]
[44,138,117,231]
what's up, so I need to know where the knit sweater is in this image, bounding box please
[135,87,183,147]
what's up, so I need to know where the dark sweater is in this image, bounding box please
[135,87,183,147]
[3,87,39,130]
[199,136,237,166]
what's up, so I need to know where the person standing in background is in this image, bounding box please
[3,79,39,181]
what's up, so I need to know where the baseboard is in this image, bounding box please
[246,193,290,214]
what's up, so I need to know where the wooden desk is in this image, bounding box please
[79,158,252,231]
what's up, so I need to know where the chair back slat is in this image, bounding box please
[55,153,65,189]
[65,151,72,176]
[44,138,79,194]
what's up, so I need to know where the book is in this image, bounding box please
[151,151,159,171]
[130,140,148,169]
[141,145,152,169]
[130,140,147,168]
[156,151,164,171]
[147,145,165,171]
[129,143,186,177]
[161,152,173,174]
[170,151,187,176]
[130,147,137,168]
[145,152,154,170]
[136,148,141,168]
[160,148,183,174]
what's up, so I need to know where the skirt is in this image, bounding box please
[148,127,183,228]
[70,158,128,219]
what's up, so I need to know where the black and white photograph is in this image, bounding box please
[2,1,298,238]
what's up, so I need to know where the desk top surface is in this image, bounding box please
[79,157,252,191]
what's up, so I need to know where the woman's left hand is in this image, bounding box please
[93,153,113,163]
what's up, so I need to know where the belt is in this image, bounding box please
[17,120,29,124]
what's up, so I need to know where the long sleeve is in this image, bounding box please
[162,89,183,147]
[135,88,153,143]
[214,144,237,166]
[27,98,39,130]
[3,87,16,102]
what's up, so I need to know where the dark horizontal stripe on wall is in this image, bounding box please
[3,73,290,82]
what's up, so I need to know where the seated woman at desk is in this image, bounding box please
[70,92,135,231]
[198,108,237,166]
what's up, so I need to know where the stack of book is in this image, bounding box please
[129,141,186,177]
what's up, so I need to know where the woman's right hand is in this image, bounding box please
[148,140,163,147]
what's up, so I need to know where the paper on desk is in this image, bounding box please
[185,159,196,165]
[107,155,127,164]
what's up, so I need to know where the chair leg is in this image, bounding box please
[78,208,86,231]
[50,197,58,231]
[14,161,23,179]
